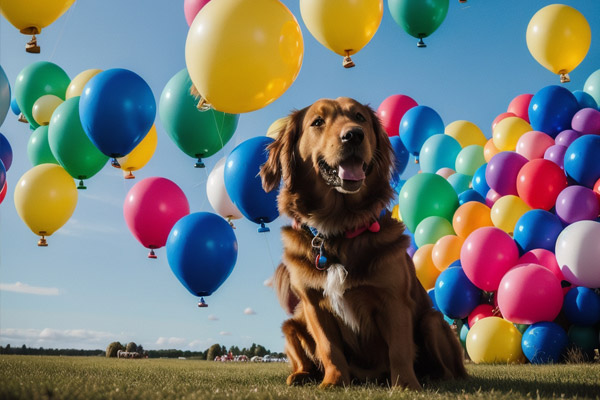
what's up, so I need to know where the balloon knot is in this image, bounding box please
[38,233,48,247]
[124,171,135,179]
[198,297,208,307]
[226,216,236,229]
[559,72,570,84]
[111,158,121,168]
[148,249,157,259]
[258,222,270,233]
[77,179,87,190]
[417,38,427,48]
[194,156,205,168]
[25,35,40,54]
[18,113,28,123]
[343,50,355,68]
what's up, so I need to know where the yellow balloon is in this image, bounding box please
[299,0,383,67]
[66,69,102,99]
[412,244,440,291]
[490,195,531,235]
[117,125,158,179]
[185,0,304,114]
[266,116,290,140]
[466,317,526,364]
[492,116,532,152]
[0,0,75,34]
[445,120,487,148]
[32,94,63,126]
[14,163,78,245]
[391,204,402,222]
[526,4,591,83]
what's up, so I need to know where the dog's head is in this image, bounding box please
[260,97,395,235]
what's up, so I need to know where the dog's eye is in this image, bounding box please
[355,112,366,122]
[311,117,325,127]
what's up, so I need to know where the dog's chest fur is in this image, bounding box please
[323,263,361,333]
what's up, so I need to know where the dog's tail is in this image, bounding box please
[271,263,300,315]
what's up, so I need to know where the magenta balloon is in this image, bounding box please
[485,188,501,208]
[518,248,564,282]
[124,177,190,253]
[497,264,563,325]
[554,129,581,147]
[376,94,418,137]
[571,108,600,135]
[485,151,528,196]
[516,131,555,160]
[460,226,519,291]
[184,0,211,26]
[555,185,600,225]
[543,144,567,170]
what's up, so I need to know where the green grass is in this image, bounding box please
[0,356,599,400]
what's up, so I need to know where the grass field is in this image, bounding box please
[0,355,599,400]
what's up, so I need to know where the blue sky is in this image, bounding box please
[1,0,599,352]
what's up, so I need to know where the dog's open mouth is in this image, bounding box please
[318,156,367,193]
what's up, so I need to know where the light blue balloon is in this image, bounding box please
[419,134,461,173]
[399,105,444,159]
[573,90,598,110]
[0,66,10,127]
[584,69,600,108]
[447,172,471,194]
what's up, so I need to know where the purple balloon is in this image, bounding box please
[485,151,528,196]
[555,185,600,225]
[571,108,600,135]
[544,144,567,170]
[555,129,581,147]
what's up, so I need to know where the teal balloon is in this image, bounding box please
[398,172,459,232]
[388,0,449,46]
[48,97,108,185]
[159,69,239,166]
[14,61,70,129]
[455,145,485,176]
[419,134,461,173]
[583,69,600,108]
[27,126,58,166]
[414,215,455,247]
[447,172,472,194]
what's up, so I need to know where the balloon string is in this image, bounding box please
[261,231,277,272]
[49,0,78,61]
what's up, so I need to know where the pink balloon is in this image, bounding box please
[184,0,211,26]
[543,144,567,170]
[518,248,564,282]
[555,129,581,147]
[460,226,519,291]
[507,93,533,123]
[485,151,528,196]
[124,177,190,258]
[485,188,501,208]
[515,131,555,160]
[436,167,455,179]
[571,108,600,135]
[377,94,418,137]
[497,264,563,324]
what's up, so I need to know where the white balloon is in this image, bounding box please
[206,157,243,221]
[555,220,600,288]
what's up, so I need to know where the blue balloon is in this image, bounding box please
[447,172,471,194]
[434,267,481,319]
[0,133,12,171]
[563,135,600,188]
[573,90,598,110]
[10,97,20,115]
[471,163,490,198]
[79,68,156,159]
[399,106,444,159]
[0,159,5,192]
[513,210,564,253]
[563,287,600,326]
[458,189,485,205]
[0,65,9,127]
[427,288,439,311]
[528,85,580,138]
[522,322,568,364]
[449,259,462,268]
[166,212,238,297]
[389,136,409,185]
[418,134,461,173]
[224,136,279,232]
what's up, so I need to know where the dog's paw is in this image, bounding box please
[286,372,314,386]
[319,369,349,389]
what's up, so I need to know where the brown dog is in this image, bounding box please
[260,97,466,389]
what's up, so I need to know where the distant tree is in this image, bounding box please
[136,344,144,354]
[125,342,137,352]
[206,343,223,360]
[106,342,125,358]
[254,345,268,357]
[229,345,240,355]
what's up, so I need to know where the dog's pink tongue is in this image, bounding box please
[338,160,365,181]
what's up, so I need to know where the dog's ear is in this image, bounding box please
[260,107,307,193]
[367,105,394,181]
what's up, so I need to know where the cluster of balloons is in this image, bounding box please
[395,68,600,365]
[0,66,12,203]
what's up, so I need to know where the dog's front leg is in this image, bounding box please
[377,302,422,390]
[301,288,350,388]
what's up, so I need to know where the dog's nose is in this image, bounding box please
[340,127,364,145]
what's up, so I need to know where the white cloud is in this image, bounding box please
[155,337,186,347]
[219,331,231,336]
[0,282,60,296]
[207,314,219,321]
[263,277,273,287]
[188,338,213,349]
[0,328,115,349]
[79,191,123,208]
[57,218,121,237]
[244,307,256,315]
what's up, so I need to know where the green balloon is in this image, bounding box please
[414,216,455,248]
[27,126,59,166]
[388,0,449,46]
[159,69,239,167]
[398,172,458,232]
[14,61,70,129]
[48,97,108,187]
[568,325,600,360]
[455,145,485,176]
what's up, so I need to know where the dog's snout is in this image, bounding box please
[340,127,364,145]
